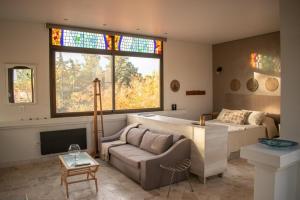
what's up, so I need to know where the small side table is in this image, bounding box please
[59,152,100,198]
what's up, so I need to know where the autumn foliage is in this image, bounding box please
[55,52,160,113]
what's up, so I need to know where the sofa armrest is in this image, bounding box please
[101,128,124,143]
[140,138,191,190]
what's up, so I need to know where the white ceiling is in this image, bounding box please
[0,0,279,44]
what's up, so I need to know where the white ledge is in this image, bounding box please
[0,110,186,130]
[241,143,300,168]
[0,114,127,130]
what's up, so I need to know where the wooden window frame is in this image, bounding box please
[49,25,164,118]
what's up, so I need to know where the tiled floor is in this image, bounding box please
[0,158,254,200]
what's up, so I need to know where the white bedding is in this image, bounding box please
[206,119,266,157]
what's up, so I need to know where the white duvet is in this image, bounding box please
[206,119,266,157]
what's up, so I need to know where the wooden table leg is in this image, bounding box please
[95,177,98,192]
[64,177,69,198]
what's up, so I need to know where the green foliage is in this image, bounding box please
[55,52,159,113]
[13,68,33,103]
[115,56,141,87]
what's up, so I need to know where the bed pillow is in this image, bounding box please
[262,117,279,138]
[217,109,234,120]
[244,110,265,125]
[220,110,250,125]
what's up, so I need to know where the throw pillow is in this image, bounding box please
[217,109,232,120]
[140,132,173,155]
[262,117,279,138]
[220,110,250,125]
[244,110,265,125]
[127,128,148,147]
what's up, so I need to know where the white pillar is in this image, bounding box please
[241,144,300,200]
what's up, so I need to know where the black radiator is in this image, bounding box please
[40,128,87,155]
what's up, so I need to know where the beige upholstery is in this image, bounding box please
[172,134,184,144]
[103,127,190,190]
[109,144,155,168]
[127,128,148,147]
[140,132,173,155]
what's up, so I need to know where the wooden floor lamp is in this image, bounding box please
[92,78,104,158]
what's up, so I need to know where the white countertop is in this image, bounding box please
[241,143,300,168]
[128,113,227,130]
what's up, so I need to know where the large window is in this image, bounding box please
[49,25,164,117]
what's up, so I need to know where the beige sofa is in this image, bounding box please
[102,127,191,190]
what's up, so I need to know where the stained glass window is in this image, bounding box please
[115,35,162,54]
[51,28,112,50]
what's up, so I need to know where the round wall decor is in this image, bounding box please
[265,77,279,92]
[230,79,241,91]
[247,78,259,92]
[170,80,180,92]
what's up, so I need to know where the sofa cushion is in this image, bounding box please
[127,128,148,147]
[173,134,184,144]
[140,132,173,155]
[109,144,155,168]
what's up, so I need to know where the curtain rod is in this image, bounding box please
[46,23,167,42]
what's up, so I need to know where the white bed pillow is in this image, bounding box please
[262,117,278,138]
[243,110,265,125]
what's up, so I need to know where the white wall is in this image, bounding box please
[0,20,212,122]
[0,21,50,121]
[280,0,300,143]
[0,20,212,166]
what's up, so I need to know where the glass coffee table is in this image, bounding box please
[59,152,100,198]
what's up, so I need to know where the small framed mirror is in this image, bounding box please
[5,64,36,104]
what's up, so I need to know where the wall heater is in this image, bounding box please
[40,128,87,155]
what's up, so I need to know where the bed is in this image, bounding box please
[206,119,266,158]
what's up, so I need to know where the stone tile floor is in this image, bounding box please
[0,158,254,200]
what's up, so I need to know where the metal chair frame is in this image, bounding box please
[160,159,194,197]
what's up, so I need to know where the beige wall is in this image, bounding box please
[213,32,281,114]
[0,20,212,121]
[280,0,300,143]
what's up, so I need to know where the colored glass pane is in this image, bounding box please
[154,40,162,54]
[105,35,113,50]
[115,35,161,54]
[51,28,163,54]
[115,35,121,51]
[51,28,111,50]
[52,28,62,46]
[63,30,84,48]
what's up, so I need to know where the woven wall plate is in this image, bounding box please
[170,80,180,92]
[230,79,241,91]
[247,78,259,92]
[265,77,279,92]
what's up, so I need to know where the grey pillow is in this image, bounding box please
[127,128,148,147]
[140,132,173,155]
[173,134,184,144]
